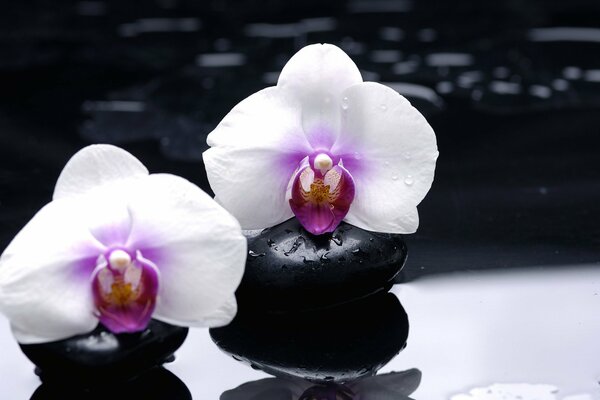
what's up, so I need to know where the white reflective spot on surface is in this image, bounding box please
[196,53,246,67]
[563,66,583,80]
[118,18,201,37]
[370,50,403,63]
[529,85,552,99]
[380,26,405,42]
[426,53,474,67]
[528,27,600,42]
[348,0,412,13]
[490,80,522,95]
[583,69,600,82]
[82,100,146,112]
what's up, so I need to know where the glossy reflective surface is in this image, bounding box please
[0,0,599,398]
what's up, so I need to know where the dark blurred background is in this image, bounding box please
[0,0,599,280]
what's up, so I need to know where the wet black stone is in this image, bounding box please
[30,367,192,400]
[237,218,408,311]
[210,292,409,383]
[20,320,188,387]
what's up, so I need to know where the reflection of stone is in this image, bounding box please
[30,367,192,400]
[221,369,421,400]
[211,292,409,382]
[238,219,407,312]
[20,320,188,386]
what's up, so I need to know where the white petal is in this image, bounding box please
[335,82,438,233]
[278,44,363,143]
[278,43,362,105]
[53,144,148,200]
[206,87,310,153]
[0,199,104,343]
[124,174,247,327]
[205,87,313,229]
[204,146,296,229]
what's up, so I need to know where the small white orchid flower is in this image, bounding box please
[203,43,438,235]
[0,144,246,344]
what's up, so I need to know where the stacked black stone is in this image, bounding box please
[20,320,188,387]
[211,291,409,383]
[237,218,408,311]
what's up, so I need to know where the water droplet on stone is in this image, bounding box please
[331,234,343,246]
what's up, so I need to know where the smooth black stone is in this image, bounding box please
[30,367,192,400]
[20,320,188,386]
[210,292,409,383]
[237,218,408,311]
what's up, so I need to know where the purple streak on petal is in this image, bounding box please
[305,125,337,151]
[289,161,355,235]
[92,250,159,334]
[335,152,366,178]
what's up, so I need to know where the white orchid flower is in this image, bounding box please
[0,144,246,344]
[203,43,438,235]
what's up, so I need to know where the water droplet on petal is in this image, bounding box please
[342,96,349,110]
[404,175,414,186]
[403,152,411,160]
[392,175,398,181]
[384,161,389,166]
[380,104,387,111]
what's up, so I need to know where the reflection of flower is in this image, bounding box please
[204,43,438,235]
[0,145,246,343]
[221,369,421,400]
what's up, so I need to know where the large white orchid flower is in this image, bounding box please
[204,43,438,235]
[0,145,246,344]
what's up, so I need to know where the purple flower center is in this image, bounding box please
[91,248,159,334]
[289,154,355,235]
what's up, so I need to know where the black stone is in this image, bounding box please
[30,367,192,400]
[210,292,409,383]
[238,218,408,311]
[20,320,188,387]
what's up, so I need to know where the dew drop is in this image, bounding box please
[341,96,349,110]
[380,104,387,111]
[392,175,398,181]
[404,175,414,186]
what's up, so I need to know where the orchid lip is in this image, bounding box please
[92,248,160,334]
[289,157,355,235]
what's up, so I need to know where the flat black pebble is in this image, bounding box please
[238,218,408,311]
[210,292,409,383]
[21,320,188,386]
[30,367,192,400]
